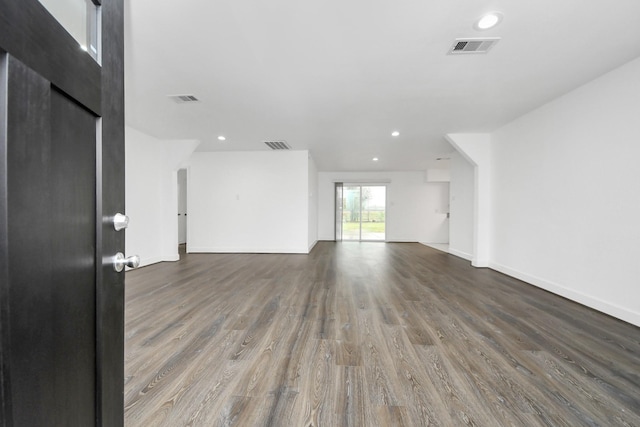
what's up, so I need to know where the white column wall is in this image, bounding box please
[187,150,310,253]
[124,126,199,267]
[446,133,491,267]
[308,154,319,251]
[449,151,474,261]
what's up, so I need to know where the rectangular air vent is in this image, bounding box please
[448,38,500,55]
[264,140,291,150]
[168,94,200,103]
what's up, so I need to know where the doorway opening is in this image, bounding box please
[177,169,187,254]
[336,184,386,241]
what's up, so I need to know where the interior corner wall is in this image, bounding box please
[188,150,310,253]
[449,151,474,261]
[490,56,640,326]
[445,133,491,267]
[308,155,318,251]
[124,126,199,267]
[317,171,449,243]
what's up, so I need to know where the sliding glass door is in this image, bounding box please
[335,183,343,241]
[339,185,386,241]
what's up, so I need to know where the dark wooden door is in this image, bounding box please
[0,0,124,425]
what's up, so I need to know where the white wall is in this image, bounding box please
[125,127,199,267]
[490,56,640,326]
[425,168,450,182]
[318,171,449,243]
[188,150,310,253]
[449,151,474,260]
[308,155,318,251]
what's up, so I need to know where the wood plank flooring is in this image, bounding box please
[124,242,640,426]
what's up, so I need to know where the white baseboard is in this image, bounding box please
[448,248,473,261]
[489,261,640,327]
[419,242,449,253]
[163,254,180,262]
[132,253,180,270]
[141,256,163,267]
[472,258,490,268]
[187,246,309,254]
[308,240,318,252]
[135,255,164,269]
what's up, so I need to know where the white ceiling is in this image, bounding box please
[124,0,640,172]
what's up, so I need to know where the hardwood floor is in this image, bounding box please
[124,242,640,426]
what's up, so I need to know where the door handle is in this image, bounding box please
[113,213,129,231]
[113,252,140,272]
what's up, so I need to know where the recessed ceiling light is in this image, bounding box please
[372,157,379,162]
[474,12,503,30]
[217,136,226,141]
[391,131,400,137]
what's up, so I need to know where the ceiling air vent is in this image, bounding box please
[264,140,291,150]
[168,94,200,103]
[448,38,500,55]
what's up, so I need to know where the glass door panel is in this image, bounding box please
[361,186,386,240]
[342,186,361,240]
[335,183,343,241]
[341,185,386,241]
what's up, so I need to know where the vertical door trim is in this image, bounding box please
[97,0,125,425]
[0,50,12,427]
[335,182,343,242]
[358,186,363,241]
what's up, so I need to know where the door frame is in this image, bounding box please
[97,0,125,421]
